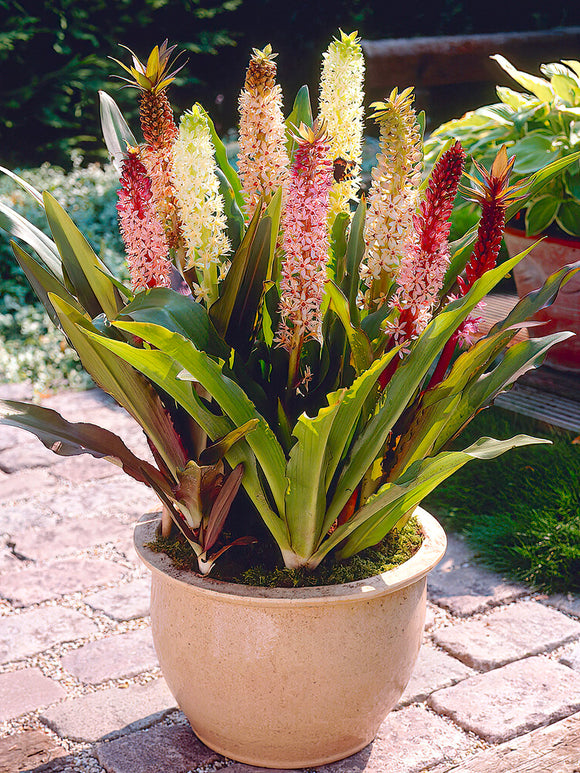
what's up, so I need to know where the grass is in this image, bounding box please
[425,405,580,594]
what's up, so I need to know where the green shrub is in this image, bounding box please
[0,154,125,390]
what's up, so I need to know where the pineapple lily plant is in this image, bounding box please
[1,33,579,578]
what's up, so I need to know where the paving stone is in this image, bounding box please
[0,668,66,721]
[0,380,34,401]
[0,558,128,606]
[545,592,580,619]
[227,767,297,773]
[61,627,158,684]
[0,729,67,773]
[0,423,30,452]
[84,577,151,620]
[0,467,57,503]
[95,722,220,773]
[50,453,123,483]
[40,677,176,742]
[433,601,580,671]
[397,644,474,706]
[45,477,159,520]
[0,500,57,534]
[0,606,98,664]
[40,387,116,417]
[427,534,526,616]
[0,440,63,473]
[561,642,580,670]
[442,711,580,772]
[10,516,130,561]
[428,656,580,743]
[315,705,469,773]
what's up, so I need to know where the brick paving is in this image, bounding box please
[0,384,579,773]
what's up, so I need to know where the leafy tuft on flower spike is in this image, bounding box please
[114,42,184,252]
[237,44,290,219]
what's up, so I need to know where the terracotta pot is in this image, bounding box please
[504,228,580,372]
[134,507,446,769]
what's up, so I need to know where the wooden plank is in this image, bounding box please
[495,385,580,433]
[445,712,580,772]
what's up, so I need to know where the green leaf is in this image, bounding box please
[11,241,82,328]
[210,191,281,357]
[330,211,350,283]
[286,85,313,157]
[326,280,372,374]
[198,104,245,212]
[0,165,44,206]
[215,167,244,252]
[44,192,121,320]
[556,199,580,236]
[342,197,366,323]
[198,419,258,466]
[491,54,555,103]
[76,330,290,552]
[49,294,188,479]
[510,133,560,175]
[0,202,63,280]
[325,253,526,527]
[98,90,137,173]
[121,288,229,359]
[284,401,341,561]
[334,434,550,559]
[525,196,559,235]
[107,319,288,515]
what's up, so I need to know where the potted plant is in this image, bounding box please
[1,33,579,768]
[424,55,580,371]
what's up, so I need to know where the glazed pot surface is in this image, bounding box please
[134,507,446,768]
[505,229,580,372]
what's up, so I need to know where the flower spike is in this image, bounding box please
[237,44,290,219]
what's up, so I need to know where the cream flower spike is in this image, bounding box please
[172,104,231,304]
[318,30,365,222]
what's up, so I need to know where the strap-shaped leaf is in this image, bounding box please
[49,294,188,478]
[316,435,550,565]
[285,85,313,156]
[0,165,44,205]
[100,319,288,515]
[121,288,229,359]
[0,400,169,492]
[44,192,121,320]
[69,331,290,551]
[11,241,82,328]
[99,90,138,174]
[284,402,341,561]
[209,192,281,357]
[325,253,525,527]
[326,280,372,374]
[0,202,63,280]
[342,196,366,323]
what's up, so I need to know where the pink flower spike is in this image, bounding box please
[117,149,173,292]
[276,123,333,354]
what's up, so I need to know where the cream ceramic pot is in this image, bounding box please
[134,506,446,769]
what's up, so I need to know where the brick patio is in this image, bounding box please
[0,383,579,773]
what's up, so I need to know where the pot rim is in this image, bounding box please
[504,226,580,251]
[133,506,446,605]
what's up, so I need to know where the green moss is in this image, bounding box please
[146,516,423,588]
